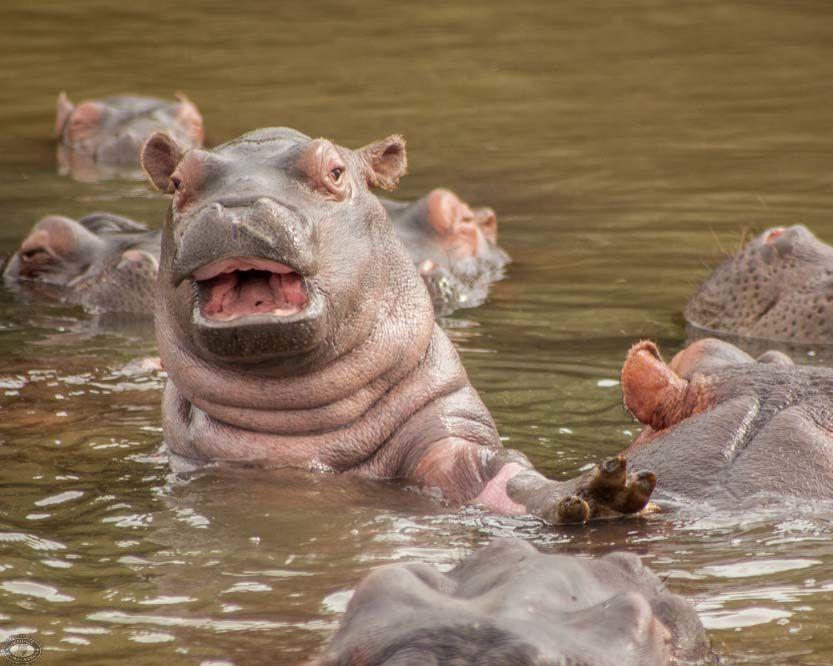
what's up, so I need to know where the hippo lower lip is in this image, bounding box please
[193,256,309,322]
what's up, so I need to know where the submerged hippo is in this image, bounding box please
[383,189,508,315]
[55,92,204,175]
[685,225,833,344]
[621,337,833,502]
[318,538,713,666]
[1,213,158,315]
[140,127,656,524]
[3,194,505,317]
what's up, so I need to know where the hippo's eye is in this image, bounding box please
[171,176,183,192]
[330,166,344,182]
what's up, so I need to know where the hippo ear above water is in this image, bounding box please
[141,132,184,193]
[55,92,75,138]
[358,135,408,191]
[621,340,689,430]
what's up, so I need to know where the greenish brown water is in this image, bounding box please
[2,1,833,663]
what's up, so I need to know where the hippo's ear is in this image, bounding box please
[55,92,74,138]
[358,135,407,191]
[621,341,689,430]
[141,132,184,193]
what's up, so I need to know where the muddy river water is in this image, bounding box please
[1,1,833,663]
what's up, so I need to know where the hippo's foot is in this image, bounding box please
[508,455,657,525]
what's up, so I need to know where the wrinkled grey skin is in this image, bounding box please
[2,213,159,315]
[685,225,833,344]
[143,126,655,525]
[621,337,833,503]
[55,92,204,175]
[317,538,713,666]
[3,193,505,318]
[382,191,508,315]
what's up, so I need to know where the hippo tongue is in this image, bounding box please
[196,259,307,321]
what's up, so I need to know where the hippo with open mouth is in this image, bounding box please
[317,538,713,666]
[140,126,656,524]
[2,190,505,317]
[685,225,833,344]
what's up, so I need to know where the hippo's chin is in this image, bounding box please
[184,256,327,364]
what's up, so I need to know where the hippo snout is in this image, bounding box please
[171,197,318,287]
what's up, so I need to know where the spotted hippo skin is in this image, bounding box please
[621,337,833,502]
[2,190,505,317]
[141,127,655,524]
[55,92,204,174]
[382,189,508,315]
[2,213,159,315]
[317,538,713,666]
[685,225,833,344]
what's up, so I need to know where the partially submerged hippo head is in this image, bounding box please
[620,337,833,502]
[685,225,833,343]
[143,126,409,368]
[318,538,712,665]
[2,213,158,314]
[386,188,508,314]
[55,92,204,170]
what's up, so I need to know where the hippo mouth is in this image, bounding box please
[193,257,309,322]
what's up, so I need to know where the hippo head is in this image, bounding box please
[55,92,204,166]
[3,213,159,314]
[318,538,712,665]
[620,337,833,502]
[142,127,410,369]
[3,215,108,286]
[685,225,833,343]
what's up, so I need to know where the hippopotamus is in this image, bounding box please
[54,92,204,174]
[621,337,833,502]
[140,126,656,524]
[318,538,713,666]
[685,225,833,344]
[382,189,508,315]
[3,194,505,317]
[1,213,159,315]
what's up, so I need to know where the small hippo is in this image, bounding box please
[317,538,713,666]
[141,127,656,524]
[382,189,508,315]
[3,197,505,317]
[685,225,833,344]
[621,337,833,502]
[2,213,159,315]
[55,92,204,171]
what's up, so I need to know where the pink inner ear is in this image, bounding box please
[473,207,498,243]
[21,217,78,259]
[426,189,461,234]
[65,101,104,140]
[621,341,688,429]
[174,93,204,145]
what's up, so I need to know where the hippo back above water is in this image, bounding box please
[141,126,656,524]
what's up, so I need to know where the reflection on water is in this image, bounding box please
[2,0,833,663]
